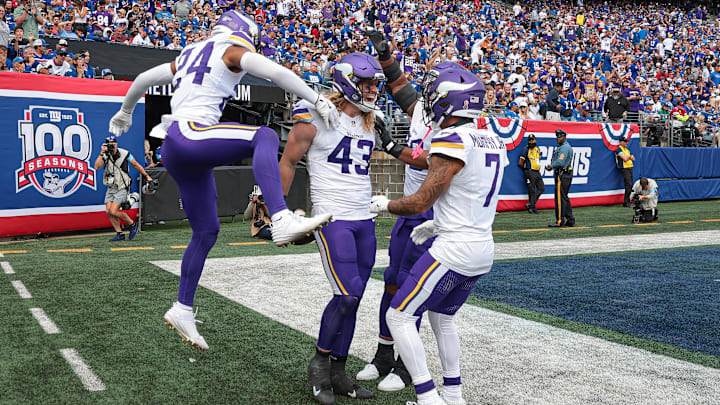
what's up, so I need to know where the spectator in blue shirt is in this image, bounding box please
[301,61,323,88]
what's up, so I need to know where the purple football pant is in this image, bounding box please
[314,219,376,356]
[391,251,481,317]
[162,121,288,307]
[379,214,434,341]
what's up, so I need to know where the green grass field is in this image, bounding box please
[1,200,719,404]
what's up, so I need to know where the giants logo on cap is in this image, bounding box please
[15,106,97,198]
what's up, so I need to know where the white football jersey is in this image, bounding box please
[403,101,432,197]
[427,123,509,276]
[169,32,256,125]
[292,100,382,220]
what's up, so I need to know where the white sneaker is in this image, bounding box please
[356,363,380,381]
[378,372,407,392]
[405,399,447,405]
[440,392,466,405]
[270,210,332,247]
[163,302,209,351]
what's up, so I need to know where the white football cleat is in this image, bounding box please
[163,302,209,351]
[378,372,407,392]
[271,210,332,247]
[440,392,466,405]
[356,363,381,381]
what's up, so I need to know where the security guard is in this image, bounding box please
[546,129,575,227]
[518,134,544,213]
[615,136,636,207]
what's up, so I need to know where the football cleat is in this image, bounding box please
[356,364,381,381]
[357,344,395,381]
[378,356,412,391]
[271,211,332,247]
[440,392,467,405]
[163,302,209,351]
[308,353,334,405]
[331,371,373,400]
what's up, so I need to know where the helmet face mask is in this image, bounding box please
[212,10,260,49]
[332,53,386,113]
[421,62,486,129]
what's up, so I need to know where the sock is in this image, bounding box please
[175,301,193,312]
[442,379,462,402]
[315,347,331,358]
[250,127,287,215]
[329,354,347,374]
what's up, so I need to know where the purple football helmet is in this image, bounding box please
[421,62,486,128]
[332,53,386,112]
[212,10,260,49]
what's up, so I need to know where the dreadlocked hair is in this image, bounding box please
[327,92,375,131]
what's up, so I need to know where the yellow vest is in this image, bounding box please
[528,147,541,170]
[576,14,585,26]
[616,145,634,169]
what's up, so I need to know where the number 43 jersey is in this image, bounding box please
[292,100,382,221]
[428,123,509,275]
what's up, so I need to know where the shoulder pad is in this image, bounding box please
[217,31,257,53]
[292,100,317,124]
[374,109,385,120]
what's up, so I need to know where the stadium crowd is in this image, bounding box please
[0,0,719,143]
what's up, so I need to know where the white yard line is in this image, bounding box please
[10,280,32,299]
[1,261,14,274]
[59,348,106,392]
[151,230,720,405]
[29,308,61,334]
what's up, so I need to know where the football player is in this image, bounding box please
[279,53,385,405]
[355,30,435,393]
[370,63,508,405]
[108,10,338,351]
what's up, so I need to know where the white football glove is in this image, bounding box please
[410,220,435,245]
[369,195,390,213]
[314,95,340,129]
[108,108,133,137]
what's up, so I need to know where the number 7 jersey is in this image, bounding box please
[427,122,509,275]
[292,100,381,221]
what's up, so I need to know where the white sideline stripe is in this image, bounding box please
[11,280,32,299]
[2,261,15,274]
[151,230,720,405]
[0,89,144,103]
[59,348,106,392]
[0,253,4,257]
[0,205,106,217]
[29,308,61,334]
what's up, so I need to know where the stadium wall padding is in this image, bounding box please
[652,179,720,202]
[488,118,640,211]
[141,167,308,223]
[0,72,144,237]
[638,147,720,179]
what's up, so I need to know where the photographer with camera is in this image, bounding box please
[94,136,152,241]
[242,186,272,241]
[630,177,659,224]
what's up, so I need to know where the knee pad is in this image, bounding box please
[336,295,360,316]
[192,229,219,251]
[428,311,456,335]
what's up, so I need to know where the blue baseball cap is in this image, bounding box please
[105,135,117,142]
[12,57,24,64]
[101,68,113,76]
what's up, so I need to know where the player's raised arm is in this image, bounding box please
[365,30,420,118]
[223,45,338,129]
[108,61,177,137]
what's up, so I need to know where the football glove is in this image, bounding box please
[108,108,133,137]
[375,116,404,158]
[410,220,435,245]
[369,195,390,213]
[364,30,391,61]
[315,95,340,129]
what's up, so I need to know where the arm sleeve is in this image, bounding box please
[240,51,319,105]
[121,63,174,113]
